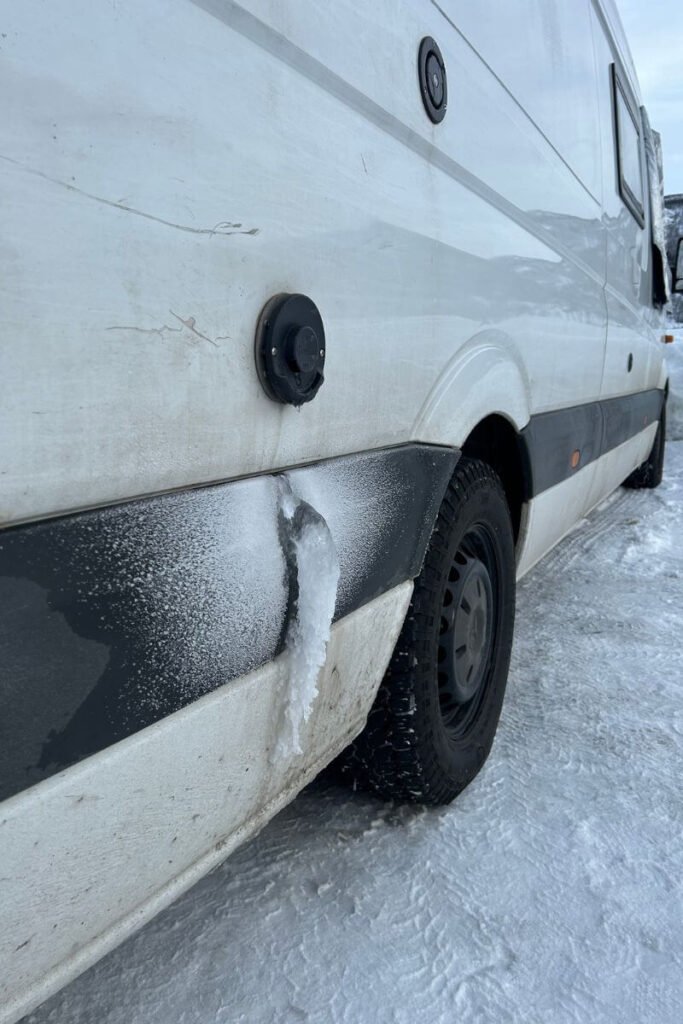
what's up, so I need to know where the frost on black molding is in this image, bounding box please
[273,477,340,760]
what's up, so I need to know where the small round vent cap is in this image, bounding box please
[255,293,326,406]
[418,36,447,124]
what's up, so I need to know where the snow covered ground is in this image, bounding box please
[26,346,683,1024]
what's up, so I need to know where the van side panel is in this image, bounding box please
[0,2,667,1020]
[590,5,664,398]
[0,584,413,1024]
[586,4,666,511]
[2,0,607,528]
[0,445,457,802]
[516,420,657,578]
[446,0,603,201]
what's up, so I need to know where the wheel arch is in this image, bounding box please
[411,333,533,542]
[461,414,531,543]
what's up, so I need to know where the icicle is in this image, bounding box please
[273,479,340,759]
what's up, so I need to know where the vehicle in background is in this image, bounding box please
[665,194,683,322]
[0,1,670,1020]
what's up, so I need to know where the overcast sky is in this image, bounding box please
[617,0,683,195]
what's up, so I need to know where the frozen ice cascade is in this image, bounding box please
[274,480,340,759]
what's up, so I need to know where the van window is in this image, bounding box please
[611,65,644,226]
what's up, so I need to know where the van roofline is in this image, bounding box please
[592,0,641,102]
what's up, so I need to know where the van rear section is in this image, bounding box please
[0,2,669,1021]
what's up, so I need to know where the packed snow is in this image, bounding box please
[25,344,683,1024]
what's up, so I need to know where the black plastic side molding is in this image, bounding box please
[0,444,458,801]
[521,388,665,497]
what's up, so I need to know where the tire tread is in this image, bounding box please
[340,457,515,805]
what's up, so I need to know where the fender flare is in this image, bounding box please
[411,330,532,447]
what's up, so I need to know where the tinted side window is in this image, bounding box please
[611,65,644,226]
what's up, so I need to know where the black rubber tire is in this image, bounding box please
[340,457,516,805]
[623,402,666,490]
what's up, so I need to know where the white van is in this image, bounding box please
[0,1,671,1019]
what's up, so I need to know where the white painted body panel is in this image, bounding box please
[517,424,657,579]
[2,0,619,528]
[0,1,670,1020]
[589,2,662,405]
[0,583,412,1024]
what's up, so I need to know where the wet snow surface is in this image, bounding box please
[28,348,683,1024]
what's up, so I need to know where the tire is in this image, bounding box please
[623,401,666,490]
[341,457,516,805]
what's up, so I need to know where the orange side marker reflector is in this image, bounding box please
[663,334,675,344]
[571,450,581,469]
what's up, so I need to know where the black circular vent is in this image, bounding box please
[255,293,326,407]
[418,37,447,124]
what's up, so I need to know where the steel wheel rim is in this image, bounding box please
[437,523,499,737]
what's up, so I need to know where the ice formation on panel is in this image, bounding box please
[274,479,340,759]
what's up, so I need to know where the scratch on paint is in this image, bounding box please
[106,323,182,340]
[210,220,259,236]
[169,311,218,347]
[0,153,260,238]
[107,312,224,347]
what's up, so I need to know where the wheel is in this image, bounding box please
[623,401,666,490]
[341,457,516,805]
